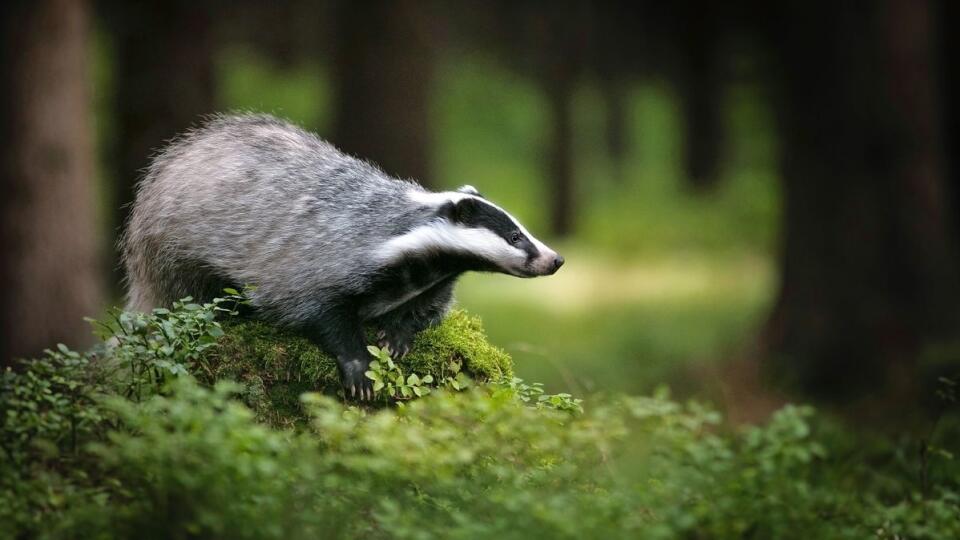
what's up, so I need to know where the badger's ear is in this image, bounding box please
[456,185,484,198]
[437,197,480,223]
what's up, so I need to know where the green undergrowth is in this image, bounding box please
[212,309,512,426]
[2,294,959,539]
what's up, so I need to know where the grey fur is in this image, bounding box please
[124,114,433,323]
[121,113,561,398]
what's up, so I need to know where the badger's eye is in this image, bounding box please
[509,231,522,245]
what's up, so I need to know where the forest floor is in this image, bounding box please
[456,244,782,421]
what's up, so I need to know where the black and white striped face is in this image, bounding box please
[382,186,564,277]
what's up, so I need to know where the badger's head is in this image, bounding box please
[384,185,564,277]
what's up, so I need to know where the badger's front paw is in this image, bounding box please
[339,358,373,401]
[376,329,412,359]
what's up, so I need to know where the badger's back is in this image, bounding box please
[122,114,429,324]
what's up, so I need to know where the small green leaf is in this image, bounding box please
[422,374,434,384]
[223,287,240,295]
[407,373,420,386]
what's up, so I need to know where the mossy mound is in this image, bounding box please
[209,309,512,426]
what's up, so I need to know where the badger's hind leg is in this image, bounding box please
[372,280,455,358]
[124,235,235,312]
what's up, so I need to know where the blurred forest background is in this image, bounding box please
[2,0,959,422]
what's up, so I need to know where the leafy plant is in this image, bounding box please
[363,347,583,414]
[494,376,584,413]
[2,297,960,539]
[88,291,247,401]
[363,344,480,402]
[364,345,437,400]
[0,347,109,469]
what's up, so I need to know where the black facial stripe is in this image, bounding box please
[521,238,540,261]
[459,199,517,236]
[456,198,541,260]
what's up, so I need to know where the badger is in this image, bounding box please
[122,114,563,400]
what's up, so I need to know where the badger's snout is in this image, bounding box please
[528,250,564,276]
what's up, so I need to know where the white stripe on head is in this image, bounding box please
[454,192,555,258]
[394,188,556,269]
[378,219,527,265]
[408,188,545,248]
[406,189,472,206]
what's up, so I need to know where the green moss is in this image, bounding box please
[403,308,513,381]
[210,309,512,425]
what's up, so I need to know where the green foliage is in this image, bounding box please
[212,308,512,426]
[1,348,105,468]
[364,345,441,400]
[494,376,583,413]
[363,346,581,414]
[89,380,327,539]
[89,293,246,401]
[0,347,113,537]
[2,298,959,539]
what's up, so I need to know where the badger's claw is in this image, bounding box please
[349,384,373,401]
[340,358,373,402]
[377,331,412,360]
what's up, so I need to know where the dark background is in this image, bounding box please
[2,0,959,423]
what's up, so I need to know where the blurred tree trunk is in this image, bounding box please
[939,0,960,241]
[331,0,434,186]
[600,78,628,183]
[762,0,959,405]
[532,6,587,237]
[677,2,723,191]
[593,3,633,184]
[101,0,216,292]
[545,71,576,236]
[0,0,102,364]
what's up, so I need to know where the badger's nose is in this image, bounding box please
[553,255,564,271]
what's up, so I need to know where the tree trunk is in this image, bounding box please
[762,0,959,404]
[331,0,434,186]
[0,0,102,364]
[593,2,634,185]
[102,0,216,292]
[546,73,576,236]
[530,4,587,238]
[600,77,629,184]
[938,0,960,241]
[677,1,723,191]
